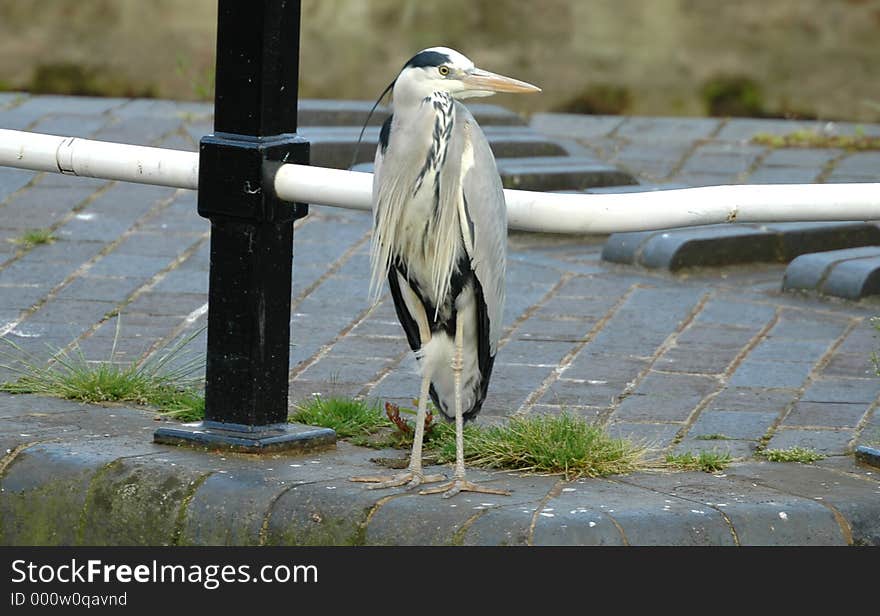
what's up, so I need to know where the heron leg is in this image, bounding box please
[420,316,510,498]
[350,370,445,489]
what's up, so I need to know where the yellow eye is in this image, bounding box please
[438,66,450,76]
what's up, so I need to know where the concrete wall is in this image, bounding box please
[0,0,878,121]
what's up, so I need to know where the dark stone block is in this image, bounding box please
[497,156,637,191]
[820,255,880,299]
[606,222,880,271]
[768,222,880,261]
[855,445,880,469]
[782,248,880,299]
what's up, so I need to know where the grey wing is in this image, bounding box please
[452,102,507,354]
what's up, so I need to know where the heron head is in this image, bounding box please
[393,46,541,102]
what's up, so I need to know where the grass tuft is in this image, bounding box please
[290,395,390,439]
[752,129,880,151]
[0,322,205,419]
[434,413,648,480]
[10,228,56,249]
[758,447,825,463]
[665,450,732,473]
[694,433,731,441]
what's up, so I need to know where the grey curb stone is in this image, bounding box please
[603,222,880,271]
[3,395,877,545]
[783,246,880,299]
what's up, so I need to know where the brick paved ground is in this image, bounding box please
[1,95,879,545]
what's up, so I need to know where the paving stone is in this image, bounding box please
[0,285,52,310]
[539,377,622,407]
[714,118,820,141]
[782,401,869,429]
[680,144,765,175]
[619,469,847,545]
[691,299,777,329]
[151,270,209,295]
[832,151,880,176]
[766,428,854,455]
[530,113,624,140]
[654,343,740,374]
[563,352,649,389]
[728,360,813,389]
[768,313,849,340]
[688,410,778,440]
[746,166,822,184]
[614,371,718,422]
[606,422,682,449]
[9,95,128,116]
[25,240,104,265]
[29,298,118,324]
[0,260,73,288]
[746,338,830,363]
[703,387,797,415]
[498,338,575,366]
[671,172,738,186]
[821,352,875,378]
[616,117,721,143]
[0,168,36,201]
[802,377,880,404]
[673,437,757,459]
[761,148,844,167]
[30,114,108,138]
[513,315,595,342]
[87,254,174,278]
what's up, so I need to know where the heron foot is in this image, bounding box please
[350,470,446,490]
[419,479,511,499]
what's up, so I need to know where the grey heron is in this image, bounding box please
[350,47,540,498]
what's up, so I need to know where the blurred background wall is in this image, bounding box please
[0,0,878,121]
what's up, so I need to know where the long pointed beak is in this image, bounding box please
[462,67,541,94]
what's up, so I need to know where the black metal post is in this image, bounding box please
[155,0,334,453]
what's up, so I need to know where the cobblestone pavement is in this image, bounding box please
[1,94,879,545]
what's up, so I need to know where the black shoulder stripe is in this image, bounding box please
[379,114,392,154]
[387,265,423,353]
[463,272,495,422]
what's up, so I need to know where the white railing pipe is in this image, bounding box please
[2,128,880,234]
[0,129,199,190]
